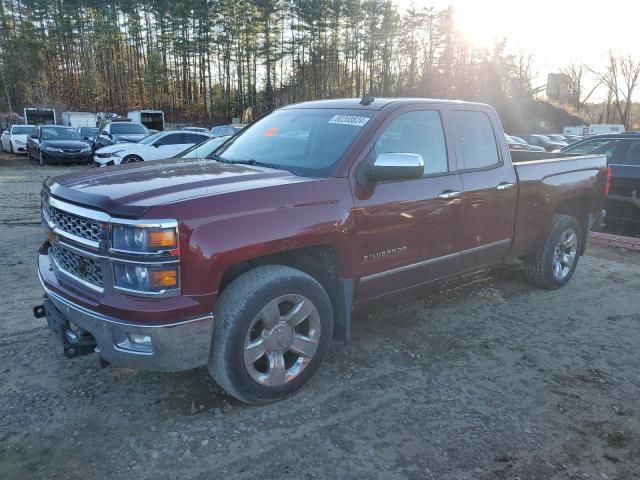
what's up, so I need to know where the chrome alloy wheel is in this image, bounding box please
[552,228,578,281]
[244,294,321,387]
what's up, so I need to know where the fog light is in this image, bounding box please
[113,331,154,354]
[128,333,152,346]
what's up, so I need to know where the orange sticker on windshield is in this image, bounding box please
[264,127,279,137]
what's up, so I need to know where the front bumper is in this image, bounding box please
[38,266,214,372]
[43,151,92,163]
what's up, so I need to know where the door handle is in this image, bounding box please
[438,190,462,199]
[496,182,516,191]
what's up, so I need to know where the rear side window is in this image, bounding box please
[566,139,619,155]
[375,110,448,175]
[621,141,640,165]
[453,111,500,169]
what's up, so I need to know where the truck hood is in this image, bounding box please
[45,158,312,218]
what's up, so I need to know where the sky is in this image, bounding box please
[397,0,640,101]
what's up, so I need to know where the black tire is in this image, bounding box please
[122,155,142,164]
[209,265,334,405]
[523,214,582,289]
[9,142,13,154]
[38,150,46,166]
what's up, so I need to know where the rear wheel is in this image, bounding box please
[209,265,334,404]
[523,214,582,289]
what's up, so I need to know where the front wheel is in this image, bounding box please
[523,214,582,289]
[209,265,334,405]
[38,150,46,166]
[122,155,142,164]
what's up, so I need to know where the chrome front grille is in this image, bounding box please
[43,203,101,243]
[49,243,104,288]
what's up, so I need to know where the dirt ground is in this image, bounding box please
[1,152,639,480]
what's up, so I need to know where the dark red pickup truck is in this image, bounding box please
[35,98,609,404]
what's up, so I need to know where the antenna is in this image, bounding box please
[360,95,375,106]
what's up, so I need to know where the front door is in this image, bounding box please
[352,108,465,300]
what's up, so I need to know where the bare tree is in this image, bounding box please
[561,62,600,115]
[591,53,640,129]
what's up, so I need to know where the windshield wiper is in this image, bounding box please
[214,156,276,169]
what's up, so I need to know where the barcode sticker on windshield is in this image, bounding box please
[328,115,370,127]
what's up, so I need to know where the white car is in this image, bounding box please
[1,124,35,154]
[93,131,210,166]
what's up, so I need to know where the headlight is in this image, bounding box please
[44,145,63,152]
[14,139,25,144]
[110,150,125,157]
[111,224,178,253]
[81,146,91,152]
[113,262,179,293]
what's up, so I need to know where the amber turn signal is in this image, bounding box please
[148,230,177,249]
[150,269,178,288]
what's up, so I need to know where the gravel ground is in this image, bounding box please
[1,153,639,480]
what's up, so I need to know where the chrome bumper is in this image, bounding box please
[38,272,214,372]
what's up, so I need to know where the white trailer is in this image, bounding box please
[128,110,164,131]
[563,125,588,136]
[24,108,56,125]
[587,124,625,135]
[61,112,97,129]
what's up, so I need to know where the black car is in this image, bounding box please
[27,125,93,165]
[78,126,99,141]
[526,134,568,152]
[562,133,640,234]
[93,121,150,150]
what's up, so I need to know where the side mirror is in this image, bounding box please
[363,153,424,183]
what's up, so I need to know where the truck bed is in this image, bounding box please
[508,152,608,259]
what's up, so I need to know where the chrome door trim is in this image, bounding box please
[460,238,511,256]
[360,251,459,283]
[360,238,512,284]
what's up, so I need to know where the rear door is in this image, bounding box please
[352,106,465,300]
[450,108,518,269]
[607,139,640,229]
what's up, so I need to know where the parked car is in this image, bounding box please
[27,125,92,165]
[505,134,545,152]
[526,134,568,151]
[210,124,244,137]
[94,121,150,150]
[78,127,99,141]
[1,124,35,154]
[35,98,608,405]
[93,130,210,166]
[562,133,640,232]
[175,135,232,159]
[182,127,210,134]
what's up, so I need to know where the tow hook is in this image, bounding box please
[33,304,46,319]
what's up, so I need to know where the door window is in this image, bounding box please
[374,110,448,175]
[183,133,207,144]
[565,139,619,156]
[453,111,500,170]
[621,141,640,165]
[155,133,182,146]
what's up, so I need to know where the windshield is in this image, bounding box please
[138,132,164,144]
[12,126,32,135]
[178,136,228,158]
[41,127,82,140]
[111,123,149,135]
[215,109,374,176]
[80,127,98,136]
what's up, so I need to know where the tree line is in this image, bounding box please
[0,0,563,128]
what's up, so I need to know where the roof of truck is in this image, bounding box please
[281,97,488,111]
